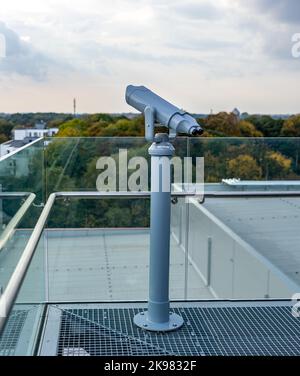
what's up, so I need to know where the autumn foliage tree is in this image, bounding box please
[56,115,144,138]
[265,151,292,179]
[227,155,262,180]
[281,115,300,137]
[238,120,263,137]
[201,113,263,137]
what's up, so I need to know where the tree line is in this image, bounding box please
[1,111,300,142]
[1,111,300,228]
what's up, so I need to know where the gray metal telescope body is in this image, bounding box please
[126,85,201,332]
[125,85,202,140]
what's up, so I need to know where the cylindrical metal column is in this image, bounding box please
[134,134,184,332]
[148,146,172,323]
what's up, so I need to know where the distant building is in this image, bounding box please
[122,113,140,120]
[0,121,58,157]
[232,108,241,120]
[0,139,27,157]
[241,112,249,120]
[14,121,58,141]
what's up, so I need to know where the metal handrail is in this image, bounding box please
[55,191,197,199]
[0,193,36,252]
[0,193,54,333]
[1,188,300,333]
[55,190,300,199]
[201,190,300,198]
[0,192,35,199]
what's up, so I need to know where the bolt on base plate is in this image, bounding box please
[134,311,184,332]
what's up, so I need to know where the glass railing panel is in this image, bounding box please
[0,139,45,294]
[0,302,44,356]
[42,196,188,303]
[0,197,27,292]
[46,197,151,302]
[45,138,150,193]
[0,231,46,356]
[183,137,300,300]
[0,140,46,355]
[0,139,44,200]
[44,137,189,193]
[200,195,299,299]
[189,137,300,189]
[2,136,300,356]
[170,196,213,300]
[0,214,46,293]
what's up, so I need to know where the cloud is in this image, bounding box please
[0,0,299,113]
[170,1,221,21]
[235,0,300,64]
[246,0,300,24]
[0,21,66,80]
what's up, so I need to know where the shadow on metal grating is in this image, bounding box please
[0,310,28,356]
[54,305,300,356]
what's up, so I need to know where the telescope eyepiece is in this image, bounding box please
[190,127,203,137]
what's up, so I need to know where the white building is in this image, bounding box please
[0,121,58,157]
[0,140,25,157]
[13,127,58,141]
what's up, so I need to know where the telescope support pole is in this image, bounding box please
[134,133,184,332]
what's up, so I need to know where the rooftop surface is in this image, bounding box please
[3,228,212,304]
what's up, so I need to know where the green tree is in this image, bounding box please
[0,134,7,143]
[0,119,14,141]
[246,115,283,137]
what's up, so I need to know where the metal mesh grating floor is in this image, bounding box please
[0,310,28,356]
[54,304,300,356]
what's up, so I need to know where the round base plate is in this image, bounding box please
[134,311,184,332]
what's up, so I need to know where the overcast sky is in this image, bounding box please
[0,0,299,114]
